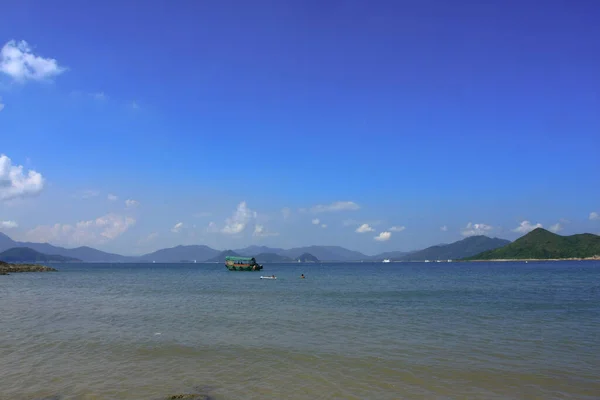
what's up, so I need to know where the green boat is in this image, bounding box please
[225,256,263,271]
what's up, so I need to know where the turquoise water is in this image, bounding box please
[1,262,599,399]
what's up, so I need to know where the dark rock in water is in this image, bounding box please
[0,260,58,275]
[165,395,210,400]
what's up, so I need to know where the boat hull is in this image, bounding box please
[226,264,263,271]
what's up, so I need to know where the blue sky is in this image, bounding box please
[0,0,599,255]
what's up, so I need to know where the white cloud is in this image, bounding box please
[356,223,374,233]
[0,154,44,201]
[461,222,493,237]
[374,231,391,241]
[549,223,563,233]
[513,220,543,234]
[0,40,66,82]
[253,224,279,237]
[312,218,320,225]
[281,207,291,220]
[125,199,140,208]
[389,226,405,232]
[0,97,4,111]
[26,213,135,246]
[0,220,18,229]
[309,201,360,213]
[321,224,327,229]
[171,222,183,233]
[107,194,118,201]
[222,201,256,234]
[440,225,448,232]
[590,212,600,221]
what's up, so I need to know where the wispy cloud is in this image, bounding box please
[549,223,563,233]
[125,199,140,208]
[590,212,599,221]
[312,218,320,225]
[0,220,18,229]
[321,224,327,229]
[171,222,183,233]
[0,154,45,201]
[26,213,135,246]
[308,201,360,213]
[389,226,405,232]
[0,40,66,82]
[137,232,158,245]
[80,190,99,199]
[461,222,493,237]
[91,92,108,101]
[355,223,374,233]
[107,194,118,201]
[253,224,279,237]
[0,97,4,111]
[513,220,542,234]
[374,231,391,241]
[440,225,448,231]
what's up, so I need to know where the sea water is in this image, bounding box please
[1,262,599,399]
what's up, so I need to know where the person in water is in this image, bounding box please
[300,274,305,279]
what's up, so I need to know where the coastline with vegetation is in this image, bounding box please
[463,228,600,262]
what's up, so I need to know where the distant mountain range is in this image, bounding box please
[0,247,81,263]
[466,228,600,260]
[0,232,134,262]
[0,231,510,263]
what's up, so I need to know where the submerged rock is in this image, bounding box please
[0,260,57,275]
[164,395,210,400]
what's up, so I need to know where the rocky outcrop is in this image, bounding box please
[0,260,57,275]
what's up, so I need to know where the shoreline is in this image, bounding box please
[466,256,600,262]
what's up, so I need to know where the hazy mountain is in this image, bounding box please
[140,245,220,263]
[466,228,600,260]
[253,252,293,263]
[234,245,285,256]
[370,250,411,261]
[401,236,511,261]
[296,253,319,263]
[0,232,16,250]
[0,247,81,263]
[280,246,368,261]
[206,250,242,263]
[0,233,133,262]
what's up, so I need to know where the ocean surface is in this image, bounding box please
[1,261,599,400]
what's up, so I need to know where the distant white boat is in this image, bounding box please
[382,259,391,263]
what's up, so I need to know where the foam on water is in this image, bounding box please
[1,262,599,399]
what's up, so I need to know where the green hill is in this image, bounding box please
[0,247,81,263]
[465,228,600,260]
